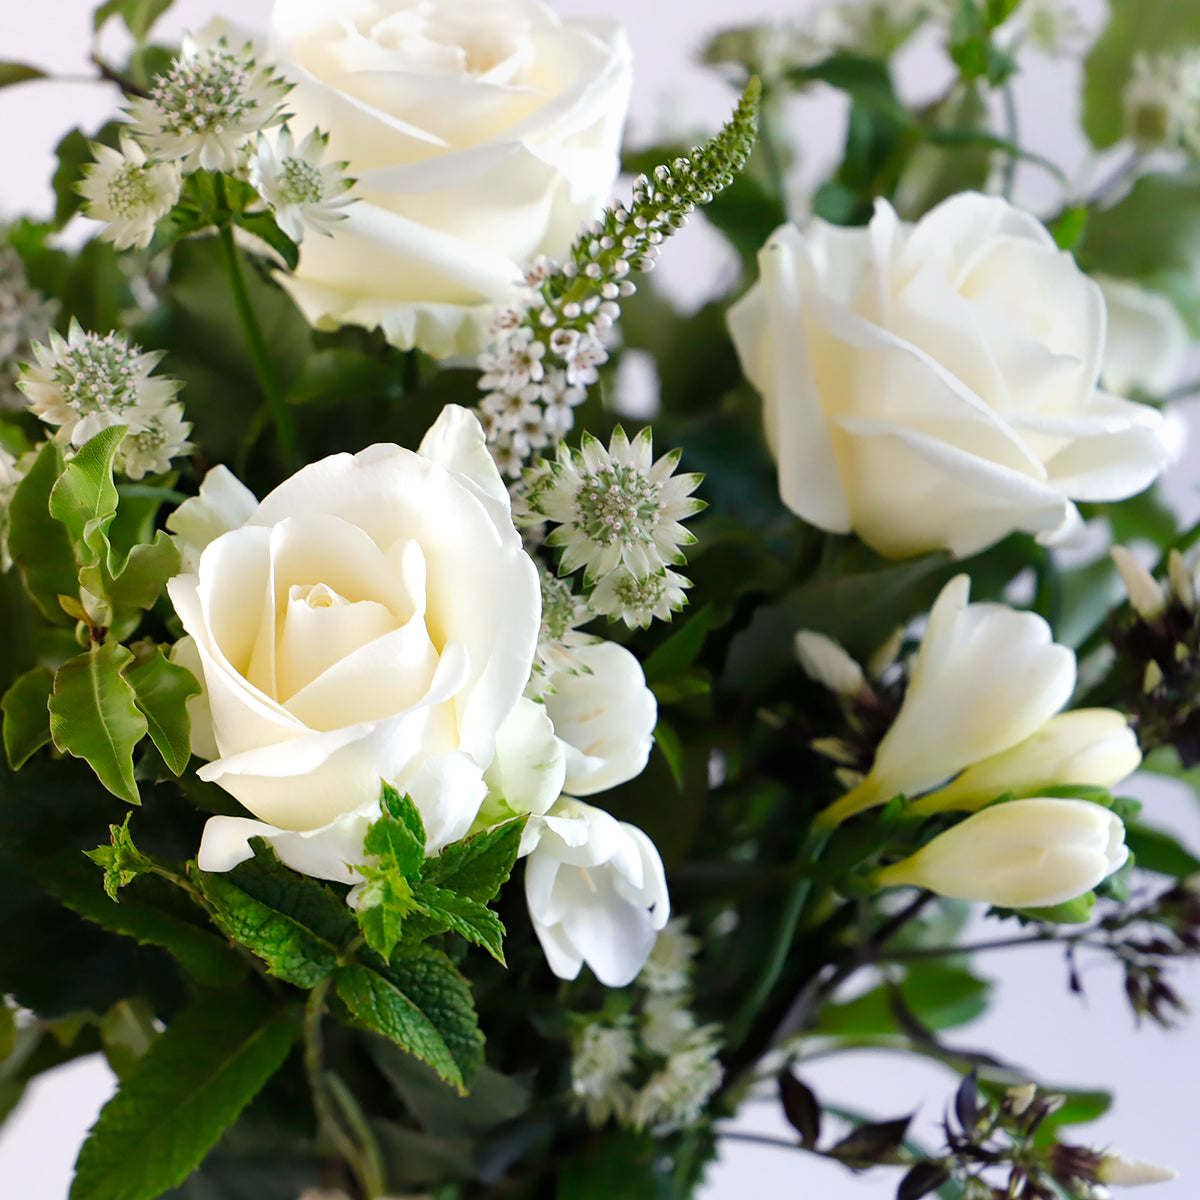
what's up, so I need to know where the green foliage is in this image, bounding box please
[420,819,525,905]
[53,124,122,230]
[93,0,174,41]
[69,989,298,1200]
[100,998,161,1081]
[0,62,47,89]
[2,665,54,769]
[126,649,199,776]
[1124,823,1200,877]
[50,643,148,805]
[818,966,993,1036]
[406,882,507,966]
[8,442,78,624]
[86,813,153,900]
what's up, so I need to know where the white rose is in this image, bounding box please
[1096,275,1190,397]
[266,0,632,357]
[875,797,1128,908]
[729,193,1172,559]
[543,639,658,796]
[168,405,541,883]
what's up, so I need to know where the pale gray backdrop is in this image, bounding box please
[1,1,1198,1196]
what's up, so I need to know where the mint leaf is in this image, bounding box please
[1,664,54,769]
[85,814,152,900]
[420,818,525,904]
[407,882,506,965]
[50,643,148,805]
[69,989,298,1200]
[366,786,425,878]
[354,870,417,962]
[126,647,199,775]
[8,441,78,624]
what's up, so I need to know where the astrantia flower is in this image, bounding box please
[528,565,594,697]
[639,918,700,994]
[571,1021,637,1126]
[537,427,703,586]
[117,403,194,480]
[248,126,354,243]
[125,36,290,172]
[78,135,182,251]
[632,1032,724,1134]
[19,320,180,446]
[641,993,700,1056]
[590,566,690,629]
[1124,49,1200,153]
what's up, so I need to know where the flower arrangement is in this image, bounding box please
[0,1,1197,1198]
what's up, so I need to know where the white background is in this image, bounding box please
[1,0,1199,1197]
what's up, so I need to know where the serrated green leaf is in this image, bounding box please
[366,791,425,879]
[100,998,161,1081]
[126,648,199,775]
[354,871,417,963]
[382,782,426,849]
[8,442,78,624]
[50,644,147,805]
[0,62,46,89]
[408,881,506,965]
[2,665,54,769]
[93,0,174,41]
[419,819,524,904]
[69,989,297,1200]
[195,843,356,988]
[84,813,152,900]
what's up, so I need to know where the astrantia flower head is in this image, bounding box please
[536,427,704,586]
[639,918,700,994]
[78,135,182,251]
[1124,49,1200,153]
[632,1032,724,1134]
[248,126,354,243]
[590,566,691,629]
[527,564,595,698]
[125,36,291,172]
[19,320,180,446]
[117,403,194,480]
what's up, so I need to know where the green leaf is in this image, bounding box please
[52,125,120,230]
[50,644,148,805]
[100,998,160,1081]
[818,966,992,1036]
[126,648,199,776]
[2,665,54,769]
[0,62,46,89]
[49,425,124,595]
[69,989,298,1200]
[643,604,714,682]
[1124,822,1200,877]
[85,813,153,900]
[1051,206,1088,251]
[653,716,686,792]
[236,212,300,273]
[107,533,182,615]
[93,0,174,41]
[1082,0,1200,149]
[8,442,78,624]
[408,881,506,965]
[367,785,426,878]
[420,819,525,904]
[354,871,417,963]
[195,842,356,988]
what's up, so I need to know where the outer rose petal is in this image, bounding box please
[166,465,258,573]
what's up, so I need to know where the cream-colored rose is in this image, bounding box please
[168,405,541,883]
[1096,275,1190,397]
[729,193,1172,559]
[266,0,631,357]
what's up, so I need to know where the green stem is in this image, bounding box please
[215,185,299,470]
[1000,81,1019,201]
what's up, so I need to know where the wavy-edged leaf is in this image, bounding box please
[2,665,53,769]
[8,442,77,624]
[127,648,199,775]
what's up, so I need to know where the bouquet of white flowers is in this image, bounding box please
[0,0,1197,1197]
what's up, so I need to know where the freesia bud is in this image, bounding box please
[795,630,866,697]
[818,576,1076,827]
[1006,1082,1038,1116]
[910,710,1141,815]
[1168,549,1194,610]
[1112,546,1166,621]
[874,798,1128,908]
[1098,1152,1179,1186]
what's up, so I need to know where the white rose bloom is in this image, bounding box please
[818,574,1076,827]
[266,0,632,358]
[168,404,541,883]
[524,797,669,987]
[1096,276,1190,397]
[875,797,1129,908]
[729,193,1172,559]
[542,639,657,796]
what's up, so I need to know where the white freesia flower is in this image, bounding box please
[78,135,182,251]
[818,575,1076,827]
[875,797,1129,908]
[524,797,669,987]
[1098,1152,1180,1186]
[249,126,355,243]
[542,639,657,796]
[910,709,1142,815]
[168,405,541,883]
[1097,276,1190,397]
[1111,545,1166,620]
[266,0,632,357]
[729,193,1171,559]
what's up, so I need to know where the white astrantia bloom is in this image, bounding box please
[1097,277,1190,397]
[729,194,1172,560]
[125,35,291,173]
[1098,1152,1179,1186]
[542,639,657,797]
[795,630,867,697]
[589,565,691,629]
[639,918,699,994]
[910,709,1142,815]
[641,992,701,1056]
[524,797,669,988]
[571,1020,637,1126]
[995,0,1085,57]
[536,428,704,586]
[1124,49,1200,153]
[18,320,181,447]
[117,403,194,480]
[875,797,1129,908]
[249,126,355,244]
[78,135,182,251]
[169,405,542,883]
[818,575,1077,827]
[632,1030,724,1134]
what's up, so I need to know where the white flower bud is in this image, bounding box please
[1098,1152,1179,1186]
[794,630,866,697]
[1112,546,1166,621]
[875,798,1129,909]
[1168,549,1194,610]
[1006,1082,1038,1116]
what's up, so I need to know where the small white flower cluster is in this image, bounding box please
[1124,49,1200,154]
[0,444,30,571]
[519,427,703,628]
[1005,0,1086,57]
[568,920,725,1135]
[475,82,761,476]
[0,246,58,409]
[18,319,192,479]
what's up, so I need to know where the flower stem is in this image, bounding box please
[215,191,299,470]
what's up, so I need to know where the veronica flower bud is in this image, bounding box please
[1098,1152,1180,1186]
[874,798,1128,908]
[1112,546,1166,621]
